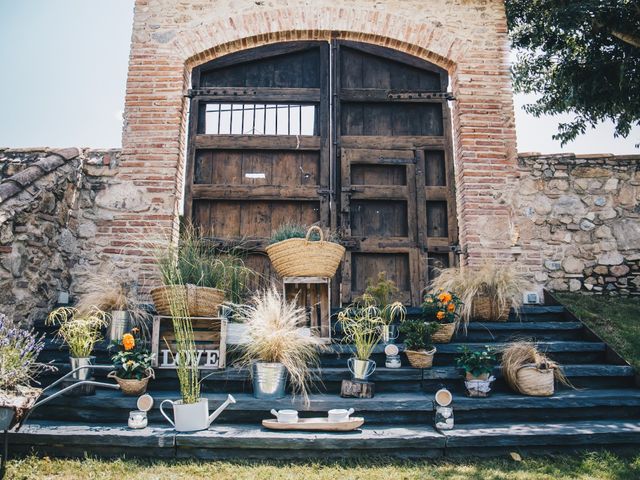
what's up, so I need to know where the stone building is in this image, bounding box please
[1,0,639,322]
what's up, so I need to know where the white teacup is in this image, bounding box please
[270,409,299,423]
[328,408,354,423]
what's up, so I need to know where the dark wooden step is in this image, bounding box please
[453,321,584,342]
[11,418,640,460]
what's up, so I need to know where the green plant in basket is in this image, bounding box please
[400,320,438,352]
[110,329,154,380]
[422,290,461,324]
[455,346,498,380]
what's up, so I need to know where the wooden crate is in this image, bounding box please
[283,276,331,343]
[151,316,227,370]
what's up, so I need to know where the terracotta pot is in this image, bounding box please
[465,372,491,381]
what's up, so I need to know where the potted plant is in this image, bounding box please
[429,263,530,326]
[0,314,54,431]
[74,260,148,341]
[422,290,461,343]
[153,226,255,317]
[361,272,406,343]
[266,223,345,278]
[337,298,386,381]
[46,306,108,382]
[455,346,498,397]
[400,320,438,368]
[236,287,323,405]
[501,341,572,396]
[107,328,155,396]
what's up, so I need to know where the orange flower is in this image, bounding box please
[438,292,452,304]
[447,303,456,312]
[436,311,446,320]
[122,333,135,351]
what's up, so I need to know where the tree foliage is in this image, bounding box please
[506,0,640,145]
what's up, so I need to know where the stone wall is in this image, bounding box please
[0,148,123,323]
[515,153,640,295]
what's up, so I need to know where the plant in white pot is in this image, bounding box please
[156,256,236,432]
[237,287,324,406]
[337,296,387,381]
[0,313,55,431]
[46,306,108,381]
[74,260,148,342]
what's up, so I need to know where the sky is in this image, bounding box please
[0,0,638,154]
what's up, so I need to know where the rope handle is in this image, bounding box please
[305,225,325,243]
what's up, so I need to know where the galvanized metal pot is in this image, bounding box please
[381,324,399,344]
[347,358,376,381]
[252,362,287,399]
[70,356,95,381]
[107,310,131,342]
[0,407,14,431]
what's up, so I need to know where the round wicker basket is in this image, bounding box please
[515,365,554,396]
[108,369,154,396]
[151,284,224,317]
[432,322,456,343]
[265,226,345,278]
[472,295,510,322]
[405,347,436,369]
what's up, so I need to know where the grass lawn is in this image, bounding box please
[5,452,640,480]
[557,293,640,370]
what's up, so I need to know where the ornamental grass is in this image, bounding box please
[236,287,324,406]
[500,341,572,392]
[46,306,108,358]
[338,294,387,361]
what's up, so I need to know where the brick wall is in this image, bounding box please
[119,0,520,268]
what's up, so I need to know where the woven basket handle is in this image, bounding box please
[305,225,324,243]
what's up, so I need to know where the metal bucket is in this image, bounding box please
[381,324,399,344]
[70,356,95,381]
[0,407,14,431]
[347,358,376,381]
[252,362,287,399]
[107,310,131,341]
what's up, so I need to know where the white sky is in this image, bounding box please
[0,0,638,154]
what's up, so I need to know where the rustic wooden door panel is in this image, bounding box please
[350,252,412,304]
[350,201,409,237]
[341,103,443,136]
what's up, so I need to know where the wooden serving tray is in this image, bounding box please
[262,417,365,432]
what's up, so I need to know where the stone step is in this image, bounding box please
[11,418,640,460]
[31,388,640,425]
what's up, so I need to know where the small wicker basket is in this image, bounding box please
[515,364,555,396]
[108,369,155,396]
[472,295,510,322]
[151,284,224,317]
[266,226,345,278]
[431,322,456,343]
[405,347,436,369]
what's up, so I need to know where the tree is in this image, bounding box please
[506,0,640,146]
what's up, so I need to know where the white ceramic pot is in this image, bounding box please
[270,409,298,423]
[328,408,354,423]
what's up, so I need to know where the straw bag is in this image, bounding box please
[515,364,555,396]
[151,284,224,317]
[266,226,345,278]
[108,369,154,396]
[472,295,510,322]
[405,347,436,368]
[431,322,456,343]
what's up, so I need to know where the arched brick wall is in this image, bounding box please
[119,0,521,270]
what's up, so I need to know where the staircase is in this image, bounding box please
[10,300,640,459]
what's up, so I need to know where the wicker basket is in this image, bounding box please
[108,369,154,396]
[515,364,555,396]
[405,347,436,369]
[265,226,346,278]
[472,295,510,322]
[151,284,224,317]
[432,322,456,343]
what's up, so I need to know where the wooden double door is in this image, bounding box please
[186,41,457,307]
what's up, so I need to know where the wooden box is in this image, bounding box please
[283,276,331,343]
[151,316,227,370]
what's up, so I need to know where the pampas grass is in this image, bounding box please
[236,287,324,406]
[429,262,530,328]
[500,341,572,394]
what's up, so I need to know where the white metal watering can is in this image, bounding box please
[160,394,236,432]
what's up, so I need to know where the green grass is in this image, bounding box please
[6,453,640,480]
[557,293,640,370]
